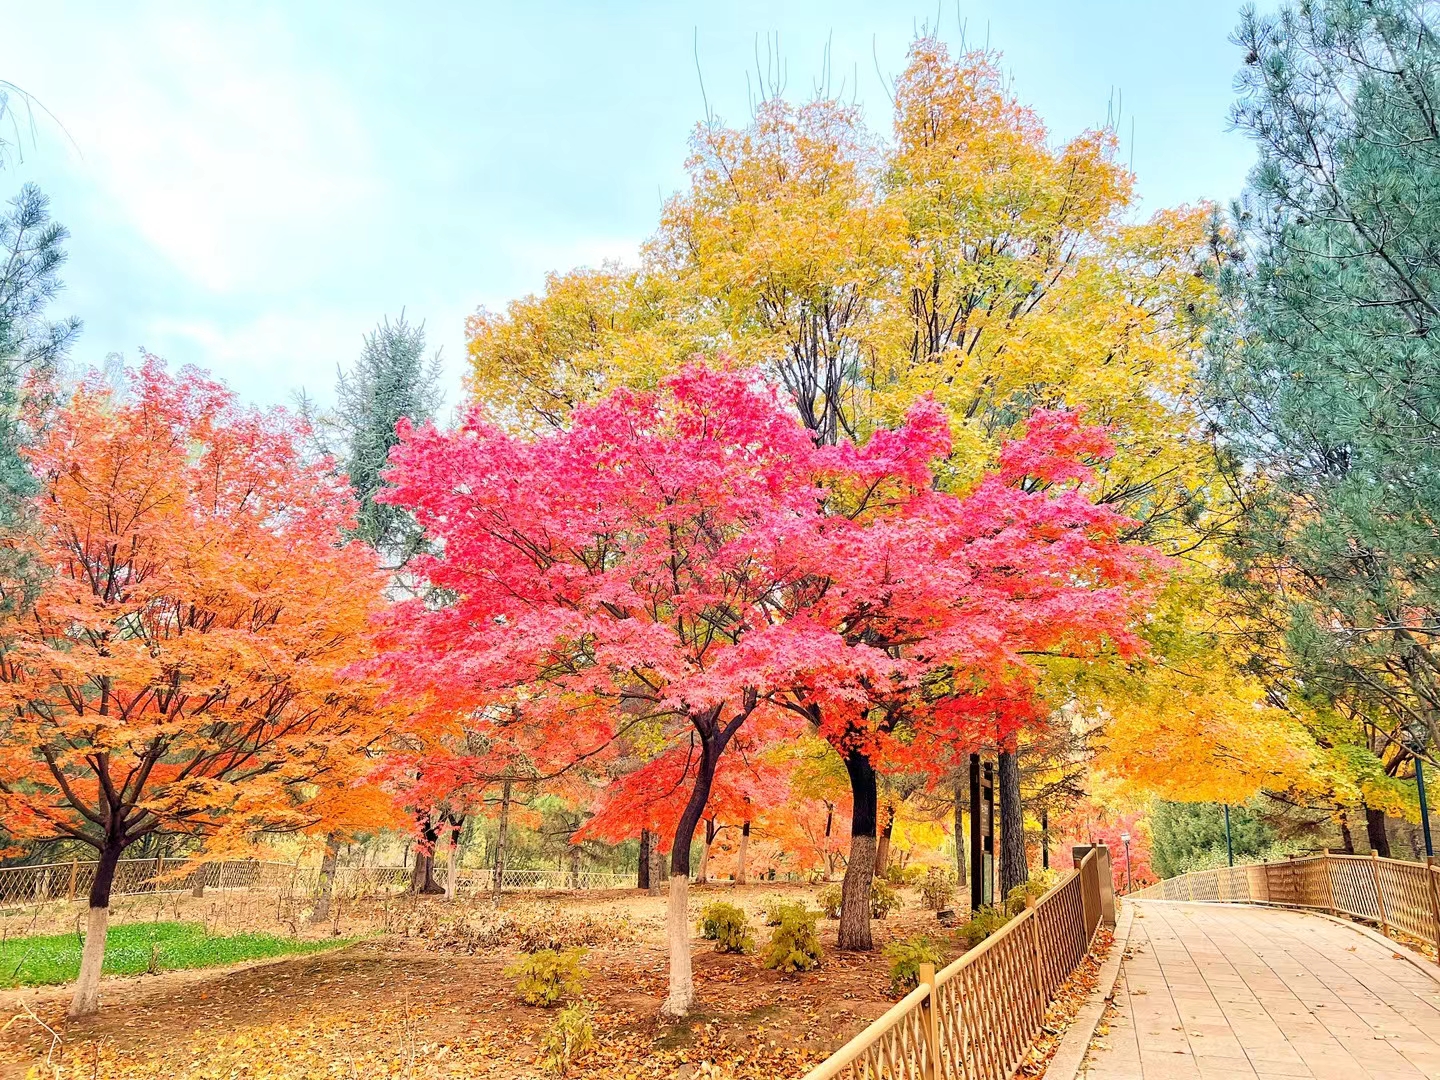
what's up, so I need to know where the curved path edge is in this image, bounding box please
[1044,902,1135,1080]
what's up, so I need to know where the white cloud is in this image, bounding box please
[28,8,380,294]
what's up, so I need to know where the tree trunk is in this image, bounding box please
[444,820,461,901]
[568,844,581,889]
[875,804,894,875]
[697,818,714,885]
[493,780,512,906]
[998,748,1028,898]
[736,820,750,885]
[310,832,340,923]
[638,829,651,891]
[661,729,723,1018]
[1365,803,1391,857]
[647,831,665,896]
[411,817,444,895]
[69,841,123,1018]
[838,748,878,951]
[1338,808,1355,854]
[953,778,966,888]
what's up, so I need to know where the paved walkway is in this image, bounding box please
[1081,901,1440,1080]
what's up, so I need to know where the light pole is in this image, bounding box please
[1224,804,1234,867]
[1120,831,1132,894]
[1416,749,1434,860]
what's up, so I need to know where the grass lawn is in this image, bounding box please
[0,921,351,987]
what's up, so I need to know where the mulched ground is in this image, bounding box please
[0,885,947,1079]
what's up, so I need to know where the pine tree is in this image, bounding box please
[0,182,79,617]
[1208,0,1440,824]
[319,312,443,566]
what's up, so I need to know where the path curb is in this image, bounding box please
[1042,900,1134,1080]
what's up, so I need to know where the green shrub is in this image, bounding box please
[870,877,901,919]
[537,1001,596,1076]
[505,947,587,1006]
[900,863,929,887]
[698,902,754,954]
[817,884,844,919]
[1004,869,1060,915]
[762,898,812,926]
[956,906,1010,949]
[883,934,946,995]
[920,868,956,911]
[762,904,824,972]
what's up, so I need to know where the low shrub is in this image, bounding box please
[920,868,957,911]
[900,863,929,887]
[880,862,907,886]
[538,1001,596,1076]
[870,877,901,919]
[883,934,946,995]
[762,898,811,926]
[698,902,754,954]
[762,904,823,972]
[817,884,843,919]
[956,906,1010,949]
[504,946,587,1006]
[1004,869,1060,915]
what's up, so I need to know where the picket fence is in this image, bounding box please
[804,847,1112,1080]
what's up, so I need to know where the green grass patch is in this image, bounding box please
[0,921,351,987]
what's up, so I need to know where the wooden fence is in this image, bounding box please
[804,847,1112,1080]
[1129,852,1440,957]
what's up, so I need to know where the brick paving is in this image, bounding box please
[1081,900,1440,1080]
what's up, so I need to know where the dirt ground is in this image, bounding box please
[0,883,954,1079]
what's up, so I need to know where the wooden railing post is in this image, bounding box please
[1369,850,1390,938]
[919,961,940,1080]
[1026,895,1045,1007]
[65,858,78,902]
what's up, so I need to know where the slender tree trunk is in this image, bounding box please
[444,819,461,901]
[638,829,651,891]
[493,780,511,906]
[697,818,714,885]
[661,730,722,1018]
[1338,808,1355,854]
[647,831,665,896]
[69,840,123,1018]
[1365,803,1391,857]
[736,820,750,885]
[875,804,894,875]
[838,748,878,950]
[568,844,581,889]
[311,832,340,923]
[953,778,967,889]
[998,748,1028,898]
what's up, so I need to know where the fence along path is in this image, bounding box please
[0,857,635,911]
[1130,851,1440,956]
[804,847,1113,1080]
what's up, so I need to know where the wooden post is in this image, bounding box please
[1026,895,1045,1009]
[1323,853,1337,914]
[918,961,940,1080]
[1369,850,1389,938]
[65,859,78,902]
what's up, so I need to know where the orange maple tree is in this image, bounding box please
[0,360,386,1016]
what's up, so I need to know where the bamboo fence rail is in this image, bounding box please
[1129,852,1440,958]
[804,848,1110,1080]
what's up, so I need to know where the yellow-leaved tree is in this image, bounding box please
[464,34,1329,918]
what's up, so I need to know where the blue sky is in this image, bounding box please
[1,1,1257,411]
